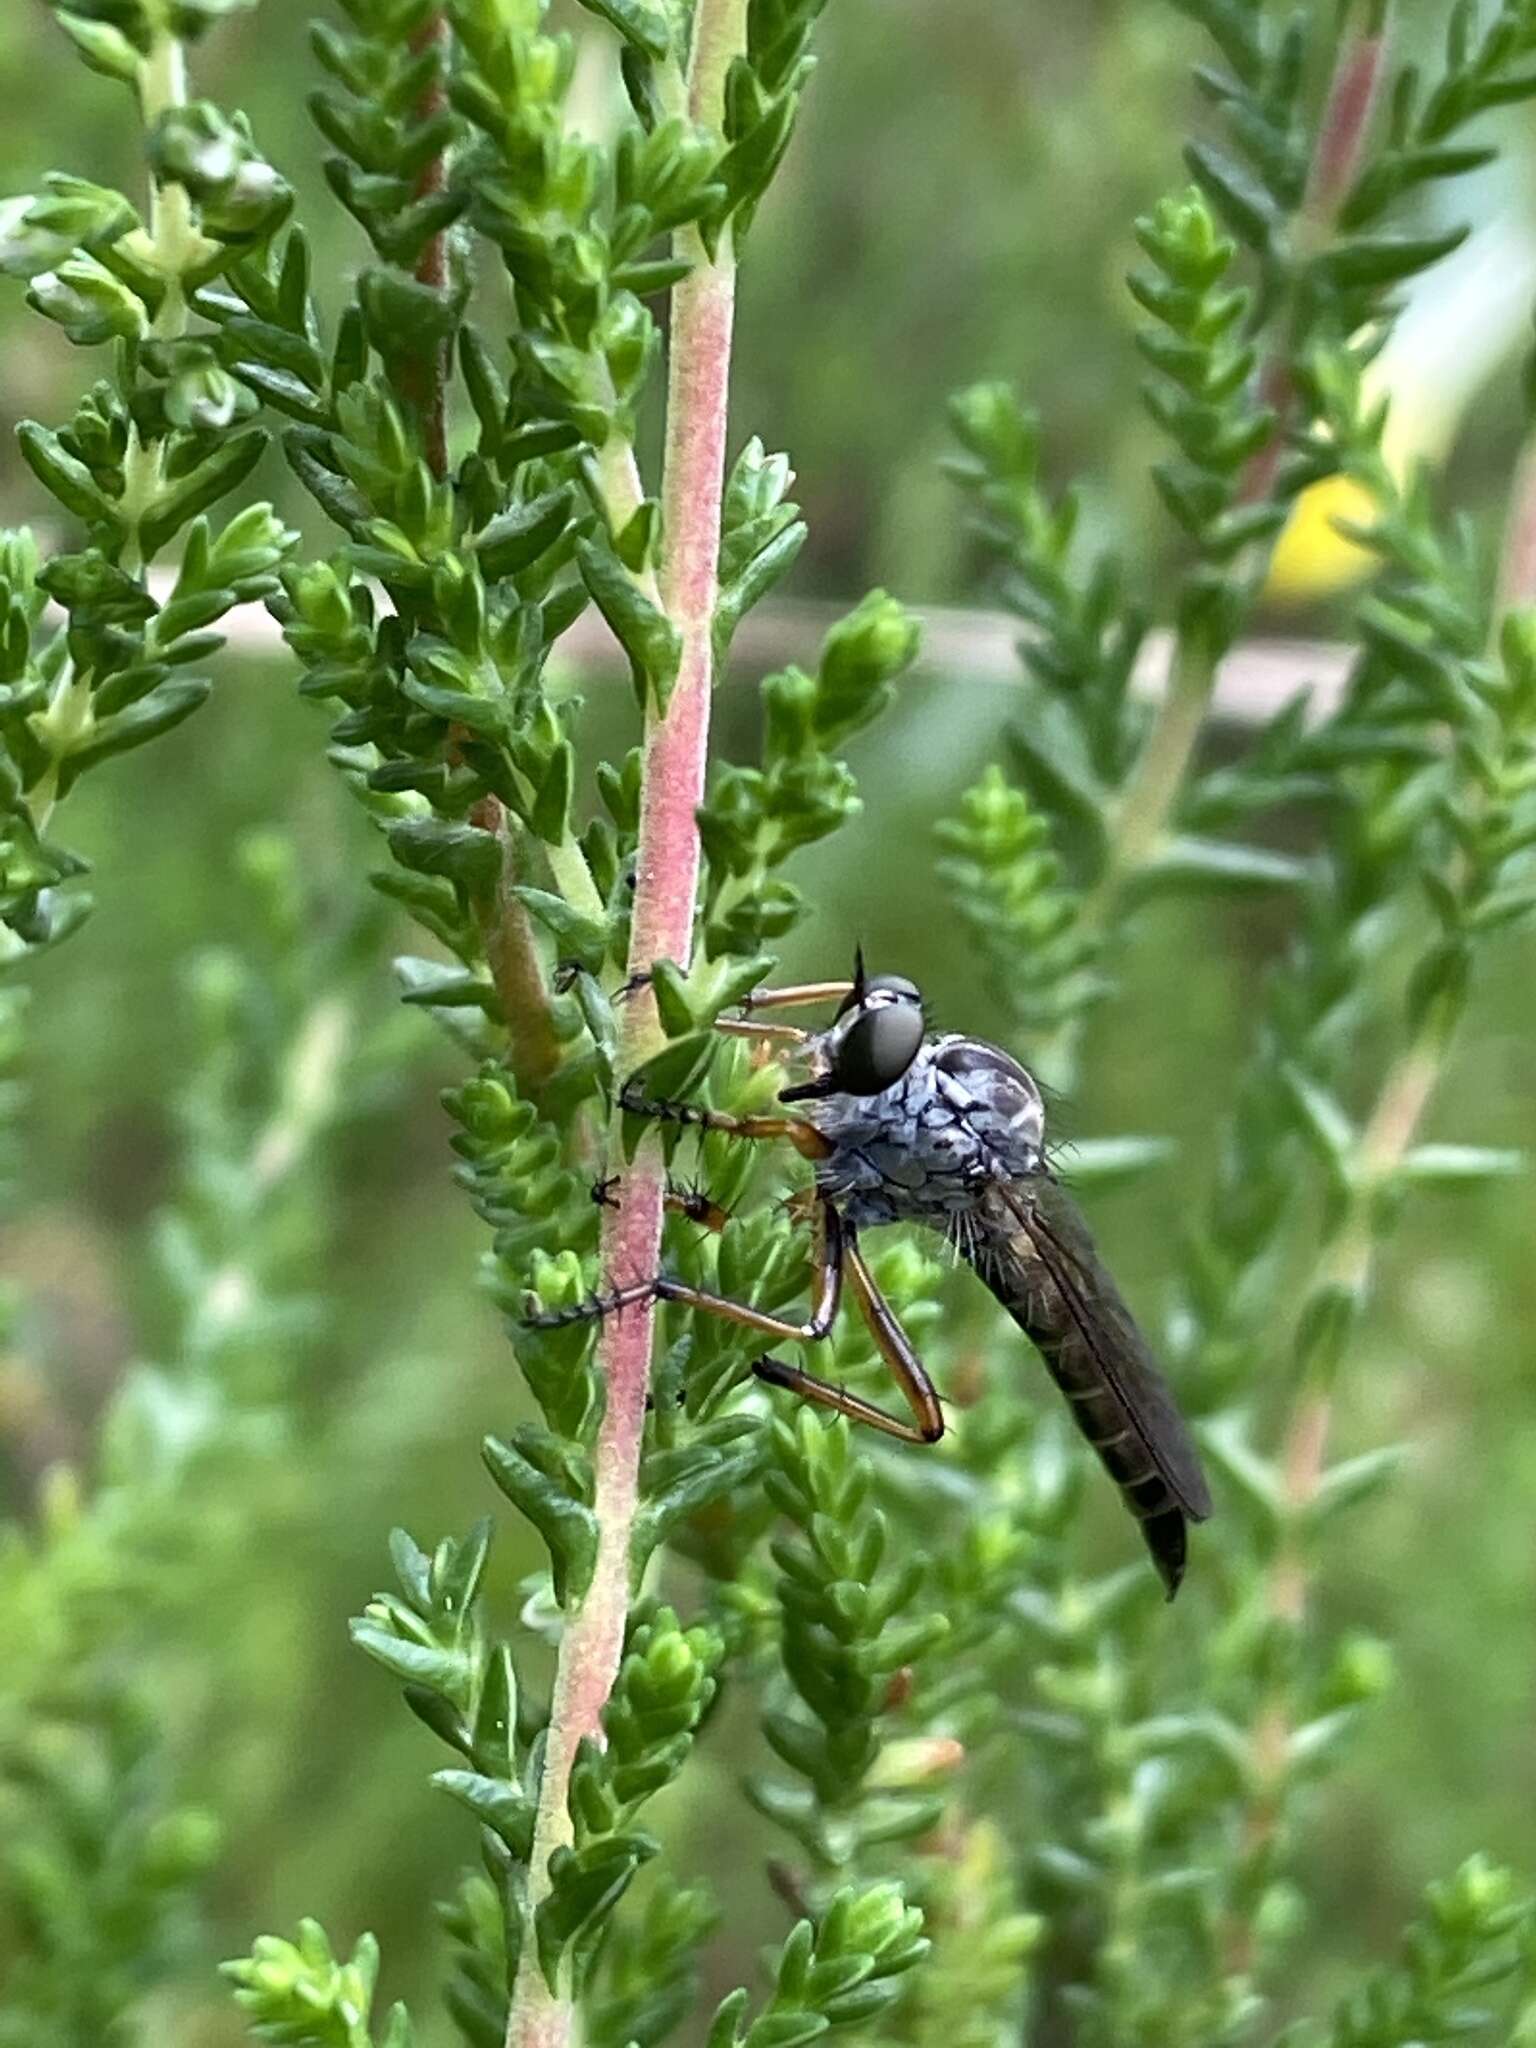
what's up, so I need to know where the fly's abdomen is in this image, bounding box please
[1008,1281,1189,1592]
[973,1200,1211,1598]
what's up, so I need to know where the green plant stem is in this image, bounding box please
[1224,1030,1445,1982]
[501,13,745,2048]
[141,31,193,338]
[203,995,353,1337]
[402,12,451,479]
[1032,19,1391,1096]
[1224,368,1535,1992]
[1031,630,1218,1085]
[1114,11,1390,882]
[481,814,564,1093]
[1107,629,1214,884]
[406,9,561,1092]
[119,28,194,576]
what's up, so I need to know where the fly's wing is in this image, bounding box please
[997,1175,1210,1516]
[978,1177,1212,1594]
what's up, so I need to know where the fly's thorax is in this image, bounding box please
[804,1032,1046,1228]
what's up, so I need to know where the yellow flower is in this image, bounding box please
[1263,213,1536,604]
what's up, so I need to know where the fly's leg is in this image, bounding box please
[713,1016,810,1048]
[525,1199,846,1341]
[618,1075,834,1161]
[589,1175,732,1231]
[752,1226,944,1446]
[710,977,861,1050]
[665,1180,733,1233]
[737,979,855,1015]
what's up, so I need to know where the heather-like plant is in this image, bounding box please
[3,3,1536,2047]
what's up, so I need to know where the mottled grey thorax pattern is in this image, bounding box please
[806,1031,1045,1231]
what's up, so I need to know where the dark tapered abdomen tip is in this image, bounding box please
[1145,1508,1188,1600]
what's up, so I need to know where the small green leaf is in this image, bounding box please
[430,1770,536,1854]
[573,0,671,59]
[1310,226,1470,293]
[576,537,681,711]
[1128,836,1310,898]
[529,743,575,846]
[54,10,145,82]
[350,1619,473,1697]
[482,1434,600,1601]
[60,680,211,791]
[16,420,118,525]
[1396,1144,1526,1185]
[387,817,503,900]
[474,489,574,581]
[510,887,611,972]
[140,432,266,561]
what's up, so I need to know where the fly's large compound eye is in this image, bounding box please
[830,1000,925,1094]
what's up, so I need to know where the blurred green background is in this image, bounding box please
[3,1,1536,2041]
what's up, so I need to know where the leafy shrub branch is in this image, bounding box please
[3,2,1536,2048]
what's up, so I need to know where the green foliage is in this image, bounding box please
[933,763,1101,1037]
[704,1883,929,2048]
[0,0,299,976]
[1300,1857,1536,2048]
[0,845,395,2041]
[546,1609,724,1988]
[6,4,1536,2048]
[585,1882,719,2048]
[224,1921,414,2047]
[351,1519,536,1883]
[700,582,920,955]
[0,1675,221,2048]
[1130,186,1284,644]
[748,1412,950,1870]
[925,10,1536,2047]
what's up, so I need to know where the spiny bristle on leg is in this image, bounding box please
[665,1177,730,1231]
[619,1078,705,1127]
[520,1275,657,1329]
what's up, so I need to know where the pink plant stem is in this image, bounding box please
[1496,436,1536,615]
[1307,28,1386,226]
[503,14,743,2048]
[1236,24,1387,510]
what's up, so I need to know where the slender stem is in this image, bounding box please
[1032,631,1218,1087]
[474,801,564,1094]
[1303,16,1388,234]
[402,13,453,478]
[141,33,193,339]
[1224,1029,1445,1980]
[502,10,745,2048]
[1494,432,1536,618]
[406,13,564,1091]
[1105,630,1215,885]
[118,31,194,572]
[1117,11,1389,866]
[1236,19,1388,509]
[1033,18,1392,1099]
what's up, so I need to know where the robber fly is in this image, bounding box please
[535,955,1212,1597]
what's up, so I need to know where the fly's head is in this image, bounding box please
[781,950,926,1105]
